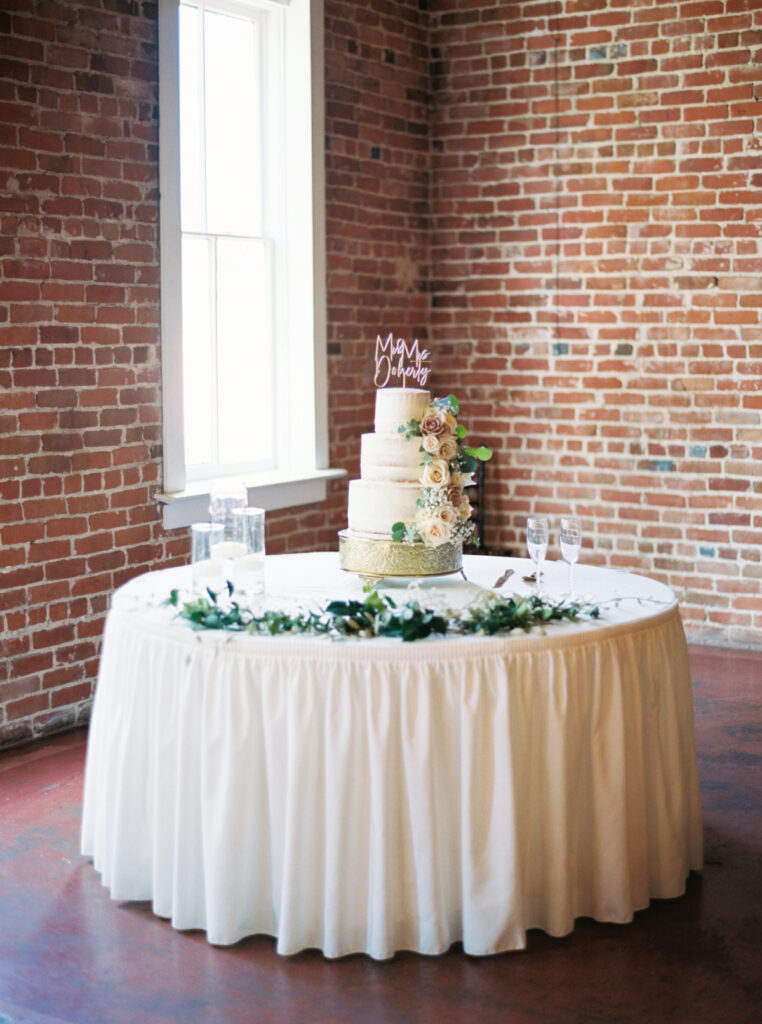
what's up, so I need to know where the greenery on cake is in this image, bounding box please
[392,394,492,547]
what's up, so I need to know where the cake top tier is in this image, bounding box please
[374,387,430,434]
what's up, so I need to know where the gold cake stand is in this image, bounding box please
[338,530,463,583]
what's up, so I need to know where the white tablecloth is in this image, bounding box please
[81,553,703,959]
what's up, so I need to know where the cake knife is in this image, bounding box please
[492,567,515,589]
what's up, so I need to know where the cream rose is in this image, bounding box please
[418,514,453,547]
[437,435,458,461]
[458,495,473,520]
[421,459,450,487]
[422,433,440,455]
[443,411,457,432]
[420,408,447,436]
[437,504,457,526]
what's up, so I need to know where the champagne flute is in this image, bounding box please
[526,516,549,593]
[560,516,581,597]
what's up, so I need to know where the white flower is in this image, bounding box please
[421,459,450,487]
[437,504,457,526]
[422,433,440,455]
[417,513,453,547]
[455,519,474,542]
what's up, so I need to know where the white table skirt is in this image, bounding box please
[81,553,703,959]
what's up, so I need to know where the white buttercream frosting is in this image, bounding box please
[346,387,435,537]
[373,387,430,434]
[347,480,422,536]
[360,433,423,482]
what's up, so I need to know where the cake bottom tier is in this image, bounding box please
[347,478,421,536]
[338,531,462,578]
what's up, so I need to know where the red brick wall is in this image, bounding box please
[0,0,430,748]
[1,0,168,747]
[324,0,431,482]
[429,0,762,648]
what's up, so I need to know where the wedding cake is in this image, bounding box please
[339,386,490,578]
[347,388,430,536]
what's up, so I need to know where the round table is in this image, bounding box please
[80,553,703,960]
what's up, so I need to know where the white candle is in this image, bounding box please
[212,541,247,561]
[236,553,264,572]
[193,558,224,578]
[234,553,265,595]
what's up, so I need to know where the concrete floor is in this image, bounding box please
[0,645,759,1024]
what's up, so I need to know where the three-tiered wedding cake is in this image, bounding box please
[347,388,430,537]
[339,387,467,578]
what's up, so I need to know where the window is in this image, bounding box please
[157,0,340,529]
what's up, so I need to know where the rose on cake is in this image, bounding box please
[416,512,453,547]
[450,470,473,488]
[437,435,458,461]
[420,410,448,436]
[391,393,492,548]
[421,458,450,488]
[446,485,464,508]
[436,504,458,526]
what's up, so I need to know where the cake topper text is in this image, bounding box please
[374,333,431,388]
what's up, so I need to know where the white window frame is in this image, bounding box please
[156,0,342,529]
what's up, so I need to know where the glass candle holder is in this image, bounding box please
[191,521,226,595]
[231,506,266,599]
[209,478,247,542]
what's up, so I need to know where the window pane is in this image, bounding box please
[216,237,273,467]
[179,3,205,233]
[204,10,261,237]
[182,235,215,468]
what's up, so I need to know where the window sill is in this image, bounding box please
[155,467,347,530]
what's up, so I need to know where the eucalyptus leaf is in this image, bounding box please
[399,417,422,440]
[166,584,598,643]
[464,444,492,462]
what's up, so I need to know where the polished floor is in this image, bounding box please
[0,646,759,1024]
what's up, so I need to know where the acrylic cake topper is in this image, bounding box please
[374,332,431,389]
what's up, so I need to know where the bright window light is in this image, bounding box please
[158,0,334,527]
[178,0,278,480]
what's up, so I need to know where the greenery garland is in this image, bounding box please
[164,583,600,643]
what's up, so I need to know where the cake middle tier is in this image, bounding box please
[360,432,423,482]
[347,479,422,536]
